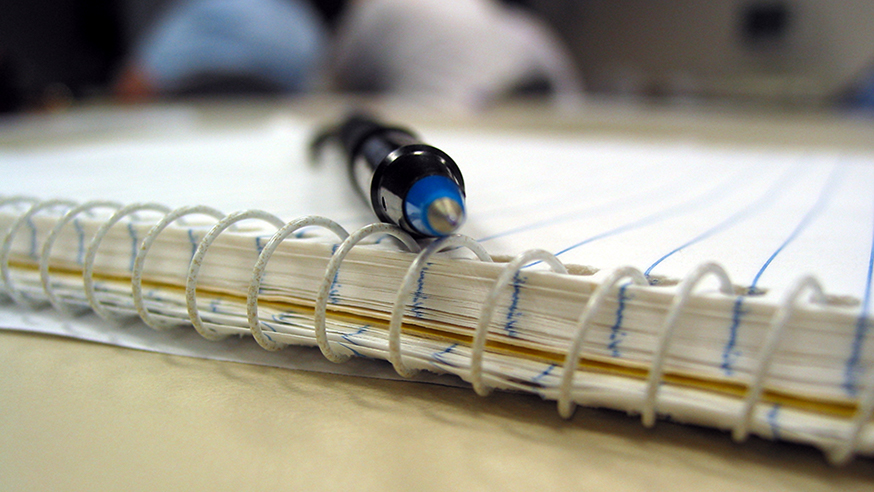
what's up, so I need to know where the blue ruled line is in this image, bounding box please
[749,165,843,290]
[719,165,842,376]
[504,271,525,337]
[479,161,756,245]
[341,326,369,347]
[551,165,755,259]
[255,235,272,255]
[532,364,556,383]
[844,197,874,395]
[432,343,459,367]
[338,343,366,358]
[645,163,802,279]
[411,262,432,318]
[328,244,340,304]
[187,229,198,260]
[73,218,85,265]
[126,222,138,271]
[260,322,276,342]
[607,283,632,357]
[721,297,746,375]
[767,404,781,440]
[26,216,37,259]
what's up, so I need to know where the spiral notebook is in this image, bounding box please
[1,109,872,464]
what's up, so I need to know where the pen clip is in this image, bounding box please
[307,123,340,167]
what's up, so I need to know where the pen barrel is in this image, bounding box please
[339,114,417,162]
[342,116,465,235]
[340,115,416,200]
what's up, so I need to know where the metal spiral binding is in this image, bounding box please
[831,366,874,464]
[1,199,76,307]
[186,209,286,341]
[471,249,565,396]
[642,262,733,428]
[732,276,825,442]
[84,203,171,321]
[246,216,349,351]
[557,266,649,419]
[133,205,226,330]
[389,235,492,378]
[314,223,420,364]
[39,201,123,314]
[0,197,39,302]
[1,196,871,464]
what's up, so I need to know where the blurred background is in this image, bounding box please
[1,0,873,113]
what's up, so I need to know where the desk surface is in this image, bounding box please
[2,98,874,491]
[2,330,873,491]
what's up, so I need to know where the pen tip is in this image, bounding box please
[427,197,465,235]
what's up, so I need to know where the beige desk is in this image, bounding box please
[2,329,873,491]
[2,98,874,491]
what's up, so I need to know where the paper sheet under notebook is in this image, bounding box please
[0,110,872,378]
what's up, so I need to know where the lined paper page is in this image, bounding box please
[0,115,371,225]
[3,114,872,300]
[429,130,874,304]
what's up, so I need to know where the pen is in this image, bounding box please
[313,113,466,237]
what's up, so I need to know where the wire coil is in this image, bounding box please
[1,196,871,464]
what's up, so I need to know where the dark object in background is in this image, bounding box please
[0,0,124,109]
[741,1,791,47]
[0,50,27,113]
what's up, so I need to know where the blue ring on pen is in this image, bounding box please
[404,175,465,236]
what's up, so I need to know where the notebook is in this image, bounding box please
[1,107,872,464]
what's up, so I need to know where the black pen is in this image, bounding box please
[312,114,466,237]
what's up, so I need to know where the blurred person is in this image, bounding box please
[116,0,582,109]
[115,0,328,99]
[329,0,584,108]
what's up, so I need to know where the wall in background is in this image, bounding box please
[531,0,874,104]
